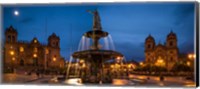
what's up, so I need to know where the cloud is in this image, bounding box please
[20,17,33,23]
[173,3,194,26]
[179,41,194,54]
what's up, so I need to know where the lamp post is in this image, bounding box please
[9,50,15,73]
[53,57,57,70]
[187,53,195,76]
[187,53,195,69]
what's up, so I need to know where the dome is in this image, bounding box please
[5,25,17,34]
[145,34,155,42]
[48,32,60,40]
[167,30,176,38]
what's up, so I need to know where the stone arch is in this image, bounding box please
[20,59,24,66]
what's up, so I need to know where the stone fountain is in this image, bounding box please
[72,10,123,83]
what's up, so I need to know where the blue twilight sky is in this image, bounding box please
[2,2,195,62]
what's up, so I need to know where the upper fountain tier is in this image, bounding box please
[72,10,123,60]
[84,10,108,39]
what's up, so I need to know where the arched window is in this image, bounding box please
[56,42,58,46]
[20,59,24,66]
[7,35,11,42]
[147,44,151,48]
[169,41,173,46]
[12,36,15,42]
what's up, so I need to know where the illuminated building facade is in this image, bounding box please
[144,31,179,71]
[3,26,65,71]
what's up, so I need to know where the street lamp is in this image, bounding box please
[79,59,84,64]
[128,64,132,68]
[110,64,114,68]
[116,56,122,63]
[10,51,15,56]
[187,61,191,66]
[140,62,144,66]
[33,53,37,58]
[53,57,56,61]
[188,53,196,59]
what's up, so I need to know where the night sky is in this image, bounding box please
[2,2,195,62]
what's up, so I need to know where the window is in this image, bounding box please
[8,35,11,42]
[56,42,58,46]
[20,59,24,66]
[12,36,15,42]
[20,47,24,52]
[147,44,151,48]
[169,41,173,46]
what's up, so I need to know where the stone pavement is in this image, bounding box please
[2,73,52,84]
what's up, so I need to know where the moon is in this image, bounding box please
[14,10,19,16]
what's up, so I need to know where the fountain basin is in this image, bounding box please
[72,49,123,61]
[84,30,108,38]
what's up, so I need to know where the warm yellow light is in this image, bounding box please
[53,57,56,61]
[116,56,121,60]
[10,51,14,55]
[188,54,196,59]
[115,63,120,68]
[188,54,193,59]
[33,54,37,58]
[111,65,114,68]
[12,57,15,61]
[187,61,191,66]
[140,62,143,66]
[34,39,37,43]
[128,64,132,68]
[80,60,84,63]
[193,54,196,59]
[157,59,163,63]
[155,58,165,67]
[82,64,86,68]
[45,49,49,54]
[20,47,24,52]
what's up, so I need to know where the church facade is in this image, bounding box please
[144,31,179,71]
[3,26,65,71]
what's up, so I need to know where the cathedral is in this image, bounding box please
[3,25,65,71]
[144,31,179,71]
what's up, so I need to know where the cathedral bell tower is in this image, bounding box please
[5,25,18,43]
[48,33,60,48]
[144,34,155,63]
[166,30,179,70]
